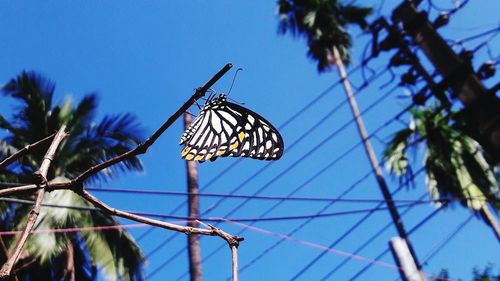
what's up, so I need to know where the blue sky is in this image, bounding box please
[0,1,499,280]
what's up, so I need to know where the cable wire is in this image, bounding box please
[319,191,428,280]
[86,186,474,204]
[347,207,442,281]
[145,67,393,275]
[134,56,377,243]
[155,84,402,280]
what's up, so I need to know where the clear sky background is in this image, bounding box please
[0,1,499,280]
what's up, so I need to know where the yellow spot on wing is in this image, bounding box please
[230,142,239,150]
[238,131,245,141]
[194,155,204,161]
[217,150,226,156]
[185,154,194,161]
[181,146,190,156]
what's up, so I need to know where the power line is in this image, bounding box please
[134,56,377,244]
[228,220,402,271]
[222,219,452,281]
[234,170,426,279]
[289,185,407,280]
[167,87,423,280]
[279,100,428,280]
[319,192,429,280]
[0,197,431,223]
[421,213,474,265]
[145,67,393,274]
[162,86,402,280]
[85,186,480,204]
[389,213,475,281]
[347,207,442,281]
[455,25,500,44]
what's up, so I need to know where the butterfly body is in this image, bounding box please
[180,94,284,162]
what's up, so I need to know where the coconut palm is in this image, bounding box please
[0,71,145,280]
[384,105,500,240]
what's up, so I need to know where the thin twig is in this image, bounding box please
[205,223,244,281]
[0,184,39,197]
[0,133,56,171]
[77,189,242,241]
[0,126,67,279]
[231,245,239,281]
[0,238,18,281]
[70,63,233,186]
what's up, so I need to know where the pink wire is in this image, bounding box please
[0,220,191,236]
[0,218,454,281]
[219,218,455,281]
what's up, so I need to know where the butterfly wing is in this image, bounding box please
[223,102,284,160]
[180,99,284,162]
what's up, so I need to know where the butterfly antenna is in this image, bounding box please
[185,111,197,117]
[194,100,202,109]
[227,97,245,105]
[227,67,243,97]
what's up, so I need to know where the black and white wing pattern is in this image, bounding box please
[180,94,284,162]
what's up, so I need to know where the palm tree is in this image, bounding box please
[384,105,500,240]
[277,0,425,275]
[0,71,145,280]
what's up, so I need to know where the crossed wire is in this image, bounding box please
[171,88,426,280]
[133,56,376,245]
[147,73,401,279]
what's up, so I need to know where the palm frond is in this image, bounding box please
[385,105,499,227]
[82,211,145,281]
[63,113,143,182]
[2,71,55,140]
[69,94,99,136]
[339,5,372,30]
[277,0,370,69]
[1,71,146,279]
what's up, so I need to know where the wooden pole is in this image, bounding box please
[392,1,500,163]
[184,112,203,281]
[390,237,425,281]
[332,46,425,280]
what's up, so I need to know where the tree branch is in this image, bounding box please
[0,184,39,197]
[0,133,56,171]
[77,189,241,244]
[199,221,243,281]
[0,126,67,279]
[70,63,233,186]
[0,65,243,280]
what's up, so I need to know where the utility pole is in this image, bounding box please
[332,46,426,281]
[369,0,500,271]
[388,0,500,241]
[392,0,500,163]
[390,237,424,281]
[184,112,203,281]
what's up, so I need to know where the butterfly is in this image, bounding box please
[180,93,284,162]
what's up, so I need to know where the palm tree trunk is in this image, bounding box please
[184,112,203,281]
[64,239,75,281]
[480,205,500,242]
[331,46,425,278]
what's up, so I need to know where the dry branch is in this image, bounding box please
[0,184,39,197]
[0,133,56,171]
[78,189,241,241]
[0,64,243,280]
[0,126,67,278]
[199,221,244,281]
